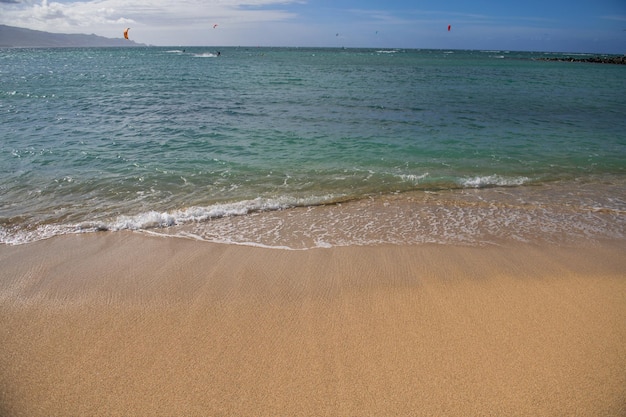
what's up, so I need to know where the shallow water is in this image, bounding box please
[1,47,625,246]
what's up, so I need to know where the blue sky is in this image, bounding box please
[1,0,625,53]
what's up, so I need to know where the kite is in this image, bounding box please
[213,24,218,29]
[448,25,451,32]
[124,27,130,39]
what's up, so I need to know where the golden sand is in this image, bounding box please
[1,232,625,416]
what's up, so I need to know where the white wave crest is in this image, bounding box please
[101,195,337,232]
[0,224,83,245]
[0,195,341,245]
[398,173,429,183]
[459,175,530,188]
[193,52,218,58]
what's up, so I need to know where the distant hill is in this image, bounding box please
[0,25,144,48]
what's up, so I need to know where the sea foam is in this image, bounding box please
[97,195,340,232]
[459,175,530,188]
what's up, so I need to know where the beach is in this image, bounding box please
[2,45,625,417]
[1,232,625,416]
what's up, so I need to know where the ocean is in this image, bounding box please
[1,47,625,248]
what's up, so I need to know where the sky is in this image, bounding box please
[1,0,625,53]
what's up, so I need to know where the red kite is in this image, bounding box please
[448,25,451,32]
[124,27,130,39]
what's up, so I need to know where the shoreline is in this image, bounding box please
[1,233,625,416]
[4,177,625,248]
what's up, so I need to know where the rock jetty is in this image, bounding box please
[539,55,626,65]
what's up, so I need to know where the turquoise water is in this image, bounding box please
[1,47,625,247]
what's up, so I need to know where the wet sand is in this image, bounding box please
[1,232,625,416]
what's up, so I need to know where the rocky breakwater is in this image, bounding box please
[539,55,626,65]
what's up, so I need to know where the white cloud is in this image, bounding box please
[1,0,624,51]
[0,0,301,43]
[601,14,626,21]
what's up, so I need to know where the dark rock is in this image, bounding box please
[538,55,626,65]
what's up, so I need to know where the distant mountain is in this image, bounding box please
[0,25,144,48]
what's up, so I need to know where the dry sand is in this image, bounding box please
[0,232,625,416]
